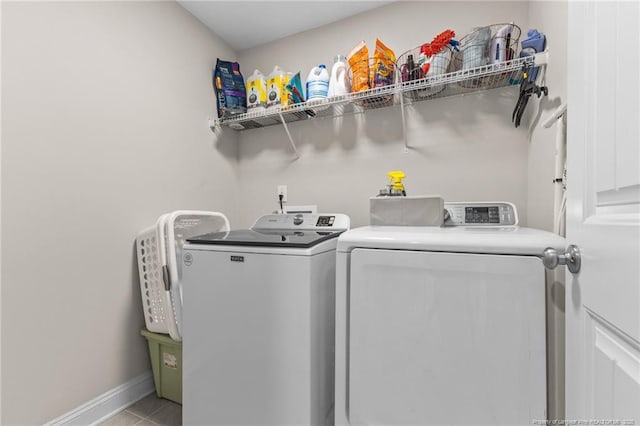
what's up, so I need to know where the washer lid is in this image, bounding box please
[187,229,344,249]
[337,226,566,256]
[188,213,350,248]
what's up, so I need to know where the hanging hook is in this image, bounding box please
[512,64,548,128]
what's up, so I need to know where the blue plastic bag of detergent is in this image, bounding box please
[213,59,247,118]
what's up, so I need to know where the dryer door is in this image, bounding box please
[348,248,546,425]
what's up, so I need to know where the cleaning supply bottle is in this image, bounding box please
[407,54,418,80]
[378,170,407,196]
[266,66,288,110]
[388,170,407,196]
[327,55,350,97]
[246,69,267,111]
[402,53,424,82]
[490,23,515,63]
[306,64,330,104]
[284,72,294,106]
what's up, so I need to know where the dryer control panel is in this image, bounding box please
[444,202,518,226]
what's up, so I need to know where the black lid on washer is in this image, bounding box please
[187,229,345,249]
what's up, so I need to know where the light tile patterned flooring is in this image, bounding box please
[99,393,181,426]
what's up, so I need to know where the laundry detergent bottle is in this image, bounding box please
[266,65,288,110]
[306,64,330,104]
[328,55,350,97]
[246,69,267,111]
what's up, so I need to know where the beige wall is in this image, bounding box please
[526,1,568,231]
[526,1,569,421]
[1,2,237,424]
[235,1,535,228]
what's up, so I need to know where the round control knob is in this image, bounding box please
[293,214,304,226]
[443,209,451,223]
[542,248,560,269]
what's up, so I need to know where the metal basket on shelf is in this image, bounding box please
[349,56,396,109]
[397,45,453,100]
[452,23,521,88]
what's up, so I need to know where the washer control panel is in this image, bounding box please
[315,215,336,227]
[444,202,518,226]
[253,213,350,231]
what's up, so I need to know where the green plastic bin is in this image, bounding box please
[141,329,182,404]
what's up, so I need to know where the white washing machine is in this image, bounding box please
[335,202,565,426]
[182,213,350,426]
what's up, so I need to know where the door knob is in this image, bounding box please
[542,245,581,274]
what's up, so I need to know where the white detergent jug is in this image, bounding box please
[306,64,329,104]
[246,69,267,111]
[328,55,350,97]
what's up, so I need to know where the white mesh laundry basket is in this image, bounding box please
[136,210,230,341]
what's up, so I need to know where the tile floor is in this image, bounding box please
[99,393,181,426]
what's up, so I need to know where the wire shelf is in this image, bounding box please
[212,52,545,132]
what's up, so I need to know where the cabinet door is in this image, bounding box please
[348,248,545,425]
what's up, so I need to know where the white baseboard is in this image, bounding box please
[44,371,155,426]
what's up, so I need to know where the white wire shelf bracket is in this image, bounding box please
[209,52,549,155]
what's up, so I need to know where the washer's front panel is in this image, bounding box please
[348,249,546,425]
[183,249,315,425]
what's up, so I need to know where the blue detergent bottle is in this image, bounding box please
[306,64,330,104]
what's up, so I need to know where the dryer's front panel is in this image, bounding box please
[348,248,546,425]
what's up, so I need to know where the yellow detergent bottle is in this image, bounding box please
[246,69,267,112]
[379,170,407,196]
[266,66,290,110]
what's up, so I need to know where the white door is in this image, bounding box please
[566,2,640,424]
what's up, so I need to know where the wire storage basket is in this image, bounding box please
[452,23,521,88]
[349,57,396,109]
[136,210,230,341]
[397,45,453,100]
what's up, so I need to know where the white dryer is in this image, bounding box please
[182,213,350,426]
[335,202,565,426]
